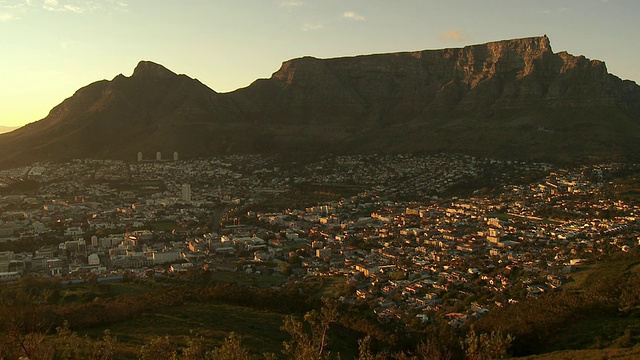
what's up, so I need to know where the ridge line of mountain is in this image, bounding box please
[0,35,639,168]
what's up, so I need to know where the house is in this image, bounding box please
[0,272,20,282]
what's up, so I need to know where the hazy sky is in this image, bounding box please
[1,0,639,127]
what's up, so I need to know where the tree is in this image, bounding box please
[179,333,207,360]
[208,332,252,360]
[279,262,293,276]
[357,335,386,360]
[462,327,513,360]
[0,319,116,360]
[281,298,339,360]
[0,306,51,360]
[139,336,177,360]
[50,321,116,360]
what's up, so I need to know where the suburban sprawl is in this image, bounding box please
[1,154,639,328]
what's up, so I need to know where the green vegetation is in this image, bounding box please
[113,180,165,195]
[148,220,180,232]
[474,252,640,357]
[253,183,362,211]
[0,275,400,359]
[522,346,640,360]
[84,303,288,358]
[205,271,287,288]
[0,179,40,195]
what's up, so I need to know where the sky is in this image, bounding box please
[1,0,639,127]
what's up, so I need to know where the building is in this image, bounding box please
[0,272,20,282]
[88,254,100,265]
[173,151,179,161]
[156,151,162,161]
[182,184,192,202]
[137,152,143,162]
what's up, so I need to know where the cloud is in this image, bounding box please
[0,11,19,21]
[439,30,470,43]
[303,22,323,31]
[0,0,30,10]
[43,0,88,12]
[342,11,364,21]
[112,1,127,11]
[542,7,570,15]
[0,0,129,14]
[279,0,303,7]
[0,1,30,21]
[63,4,83,13]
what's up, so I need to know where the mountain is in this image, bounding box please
[1,36,639,168]
[0,126,18,134]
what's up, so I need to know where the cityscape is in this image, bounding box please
[2,2,640,356]
[1,154,638,333]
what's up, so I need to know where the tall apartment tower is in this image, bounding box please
[137,152,143,162]
[173,151,179,161]
[156,151,162,161]
[182,184,192,202]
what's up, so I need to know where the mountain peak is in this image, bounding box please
[132,61,177,78]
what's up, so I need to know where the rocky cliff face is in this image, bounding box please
[249,35,626,115]
[1,36,639,167]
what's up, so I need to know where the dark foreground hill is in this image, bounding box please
[1,35,639,168]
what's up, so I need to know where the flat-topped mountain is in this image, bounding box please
[1,36,639,167]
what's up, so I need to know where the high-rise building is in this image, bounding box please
[137,152,143,162]
[182,184,192,202]
[156,151,162,161]
[173,151,179,161]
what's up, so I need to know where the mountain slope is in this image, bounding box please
[1,36,639,167]
[0,126,18,134]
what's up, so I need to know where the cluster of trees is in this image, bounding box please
[0,279,316,333]
[0,319,269,360]
[0,299,513,360]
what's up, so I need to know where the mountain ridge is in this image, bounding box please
[0,126,18,134]
[1,35,639,168]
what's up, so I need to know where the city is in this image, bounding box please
[1,154,638,330]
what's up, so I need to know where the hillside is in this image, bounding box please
[1,36,639,168]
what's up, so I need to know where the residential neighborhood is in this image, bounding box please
[0,154,638,327]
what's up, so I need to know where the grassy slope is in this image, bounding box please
[517,257,640,358]
[522,346,640,360]
[81,302,288,359]
[67,275,350,358]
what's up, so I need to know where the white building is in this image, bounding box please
[88,254,100,265]
[0,272,20,282]
[152,250,183,264]
[182,184,192,202]
[64,227,84,237]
